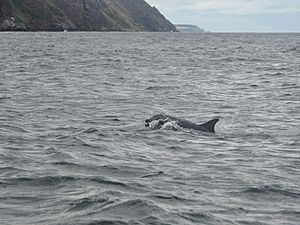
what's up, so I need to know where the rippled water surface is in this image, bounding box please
[0,32,299,225]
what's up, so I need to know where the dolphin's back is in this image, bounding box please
[146,114,219,133]
[198,119,219,133]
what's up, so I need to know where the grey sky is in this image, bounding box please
[146,0,300,32]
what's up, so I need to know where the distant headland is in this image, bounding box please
[0,0,177,32]
[175,24,206,33]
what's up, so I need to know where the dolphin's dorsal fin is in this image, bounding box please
[200,119,219,133]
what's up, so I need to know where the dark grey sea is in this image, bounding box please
[0,32,299,225]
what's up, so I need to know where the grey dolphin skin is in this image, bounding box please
[145,114,219,133]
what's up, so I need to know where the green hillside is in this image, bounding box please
[0,0,177,31]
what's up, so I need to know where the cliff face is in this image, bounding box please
[0,0,176,31]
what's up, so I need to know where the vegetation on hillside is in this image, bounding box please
[0,0,177,31]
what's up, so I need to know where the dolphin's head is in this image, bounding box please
[145,114,168,127]
[145,118,151,127]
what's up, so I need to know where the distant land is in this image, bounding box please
[175,24,206,33]
[0,0,177,32]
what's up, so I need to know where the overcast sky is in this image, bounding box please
[146,0,300,32]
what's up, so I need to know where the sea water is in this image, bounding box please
[0,32,299,225]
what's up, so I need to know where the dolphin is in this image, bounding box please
[145,114,219,133]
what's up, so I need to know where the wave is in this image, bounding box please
[0,124,29,133]
[284,46,300,53]
[0,166,23,172]
[52,161,82,167]
[102,115,122,122]
[148,193,193,203]
[218,57,263,62]
[241,185,300,198]
[179,211,219,224]
[101,199,164,218]
[67,196,111,212]
[69,220,129,225]
[63,199,167,224]
[146,86,180,90]
[0,196,45,204]
[0,96,11,101]
[81,127,99,134]
[140,171,163,178]
[265,72,285,76]
[1,175,128,188]
[66,137,101,149]
[90,177,127,188]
